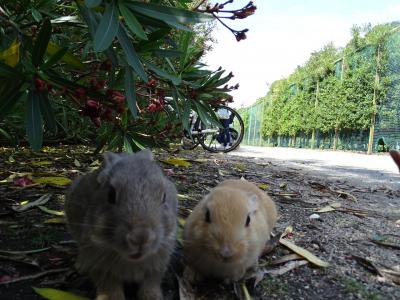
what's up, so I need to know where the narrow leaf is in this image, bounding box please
[38,206,65,216]
[117,25,148,81]
[152,49,184,58]
[118,2,147,40]
[32,176,72,186]
[93,1,119,52]
[123,135,134,153]
[0,39,20,67]
[160,158,191,167]
[46,42,85,70]
[124,66,137,118]
[144,60,181,85]
[41,47,68,70]
[33,287,90,300]
[0,61,23,79]
[26,91,43,151]
[279,238,330,268]
[85,0,102,8]
[32,18,52,66]
[0,89,24,121]
[38,93,57,133]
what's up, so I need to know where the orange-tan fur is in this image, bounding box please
[183,179,277,281]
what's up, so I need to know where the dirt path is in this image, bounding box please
[0,146,399,299]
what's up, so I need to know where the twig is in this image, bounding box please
[0,268,69,285]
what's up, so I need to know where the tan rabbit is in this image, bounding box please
[183,179,277,281]
[65,150,178,300]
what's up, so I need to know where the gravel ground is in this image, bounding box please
[229,146,400,189]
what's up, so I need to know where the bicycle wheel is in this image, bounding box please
[199,105,244,153]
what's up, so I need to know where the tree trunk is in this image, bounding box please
[367,45,381,155]
[311,81,320,149]
[333,127,339,150]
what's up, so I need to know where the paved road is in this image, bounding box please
[228,146,400,189]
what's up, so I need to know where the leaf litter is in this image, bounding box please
[1,145,400,300]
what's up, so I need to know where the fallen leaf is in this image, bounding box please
[370,234,400,250]
[32,176,71,186]
[73,159,81,167]
[12,194,52,212]
[44,218,66,224]
[178,217,186,227]
[177,275,195,300]
[259,183,269,191]
[8,156,15,163]
[38,206,65,216]
[271,254,302,265]
[160,158,191,167]
[233,163,246,171]
[30,161,53,166]
[90,160,101,167]
[13,176,33,186]
[279,238,329,268]
[265,260,308,276]
[33,287,90,300]
[315,202,341,213]
[279,183,287,189]
[332,189,358,202]
[177,194,190,200]
[309,213,320,220]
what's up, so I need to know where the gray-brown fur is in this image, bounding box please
[65,150,177,300]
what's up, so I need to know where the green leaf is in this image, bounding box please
[0,128,11,140]
[119,3,148,40]
[182,96,191,132]
[117,25,148,81]
[123,135,134,152]
[32,18,52,67]
[31,7,43,22]
[38,93,57,133]
[0,61,23,79]
[93,1,119,52]
[0,87,24,121]
[85,0,102,8]
[26,91,43,151]
[127,2,212,31]
[33,287,90,300]
[152,49,184,58]
[124,66,137,118]
[41,47,68,70]
[46,43,85,70]
[193,100,222,129]
[144,60,181,85]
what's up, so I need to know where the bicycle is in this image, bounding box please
[182,105,244,153]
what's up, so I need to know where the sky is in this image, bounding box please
[203,0,400,108]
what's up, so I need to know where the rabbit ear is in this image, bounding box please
[97,152,124,184]
[247,193,259,213]
[136,149,153,161]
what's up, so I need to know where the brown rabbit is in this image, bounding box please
[183,179,277,281]
[65,150,177,300]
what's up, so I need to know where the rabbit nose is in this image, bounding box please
[127,229,151,247]
[219,245,234,260]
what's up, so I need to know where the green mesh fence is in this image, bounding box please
[240,30,400,152]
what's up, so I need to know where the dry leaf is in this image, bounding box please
[12,194,52,212]
[177,275,195,300]
[315,202,341,213]
[44,218,66,224]
[33,287,90,300]
[160,158,191,167]
[259,184,269,191]
[38,206,65,216]
[271,254,302,265]
[73,159,81,167]
[279,238,329,268]
[30,161,53,166]
[32,176,71,186]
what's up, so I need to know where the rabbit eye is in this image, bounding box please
[205,209,211,223]
[245,215,251,227]
[108,186,116,204]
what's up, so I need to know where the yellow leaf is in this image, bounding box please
[178,194,190,200]
[44,217,66,224]
[233,163,246,171]
[38,206,65,216]
[20,200,29,206]
[46,42,85,70]
[259,183,269,190]
[8,156,15,163]
[160,158,191,167]
[32,176,71,186]
[315,202,341,213]
[279,238,329,268]
[178,217,186,227]
[33,287,90,300]
[30,161,53,166]
[0,40,20,67]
